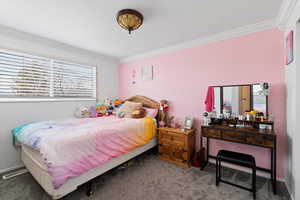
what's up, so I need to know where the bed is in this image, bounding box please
[15,96,161,199]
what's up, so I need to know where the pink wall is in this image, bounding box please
[119,29,285,178]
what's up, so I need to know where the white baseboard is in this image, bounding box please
[0,164,24,174]
[208,159,285,182]
[285,181,294,200]
[208,159,297,199]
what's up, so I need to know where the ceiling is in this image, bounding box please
[0,0,283,60]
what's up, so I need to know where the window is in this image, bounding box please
[0,49,96,101]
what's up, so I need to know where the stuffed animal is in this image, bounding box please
[107,105,115,115]
[104,98,111,106]
[114,99,123,107]
[131,107,146,119]
[117,111,126,118]
[96,104,107,111]
[89,106,97,118]
[96,104,112,116]
[74,107,90,118]
[158,100,172,127]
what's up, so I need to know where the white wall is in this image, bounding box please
[0,25,119,172]
[284,2,300,199]
[97,59,119,103]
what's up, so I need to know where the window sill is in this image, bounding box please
[0,98,96,103]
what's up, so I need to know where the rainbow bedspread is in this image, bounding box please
[12,116,156,189]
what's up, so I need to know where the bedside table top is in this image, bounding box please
[157,127,195,135]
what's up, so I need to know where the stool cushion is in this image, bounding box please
[217,150,256,168]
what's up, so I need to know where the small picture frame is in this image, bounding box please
[184,117,193,129]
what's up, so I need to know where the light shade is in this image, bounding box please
[117,9,143,34]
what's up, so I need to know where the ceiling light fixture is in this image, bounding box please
[116,9,143,34]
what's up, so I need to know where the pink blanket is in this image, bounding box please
[14,116,156,188]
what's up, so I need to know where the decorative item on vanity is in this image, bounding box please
[222,102,231,118]
[116,9,143,34]
[238,115,245,120]
[257,82,270,96]
[203,111,211,126]
[246,113,252,121]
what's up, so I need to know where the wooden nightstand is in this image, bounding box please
[157,127,195,168]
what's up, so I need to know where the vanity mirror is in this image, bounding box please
[213,83,268,116]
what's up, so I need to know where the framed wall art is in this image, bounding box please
[286,30,294,65]
[141,65,153,81]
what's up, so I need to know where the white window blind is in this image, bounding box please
[0,50,96,100]
[53,61,96,98]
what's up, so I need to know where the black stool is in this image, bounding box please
[216,150,256,199]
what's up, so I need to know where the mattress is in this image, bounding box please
[22,137,157,199]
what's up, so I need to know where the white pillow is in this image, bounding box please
[117,101,143,118]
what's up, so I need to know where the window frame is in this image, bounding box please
[0,49,97,102]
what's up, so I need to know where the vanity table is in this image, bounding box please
[201,83,277,194]
[201,124,277,194]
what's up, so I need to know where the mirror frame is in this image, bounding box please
[213,83,269,116]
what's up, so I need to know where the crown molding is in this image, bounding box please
[120,19,276,63]
[276,0,299,30]
[0,24,119,64]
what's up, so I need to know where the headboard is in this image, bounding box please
[124,95,164,123]
[124,95,160,109]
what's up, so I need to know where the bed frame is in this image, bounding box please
[125,95,164,122]
[124,95,160,109]
[21,95,161,199]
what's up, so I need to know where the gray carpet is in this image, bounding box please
[0,153,290,200]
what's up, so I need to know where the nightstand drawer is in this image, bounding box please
[159,131,185,147]
[159,144,188,160]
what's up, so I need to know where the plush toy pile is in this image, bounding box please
[74,99,123,118]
